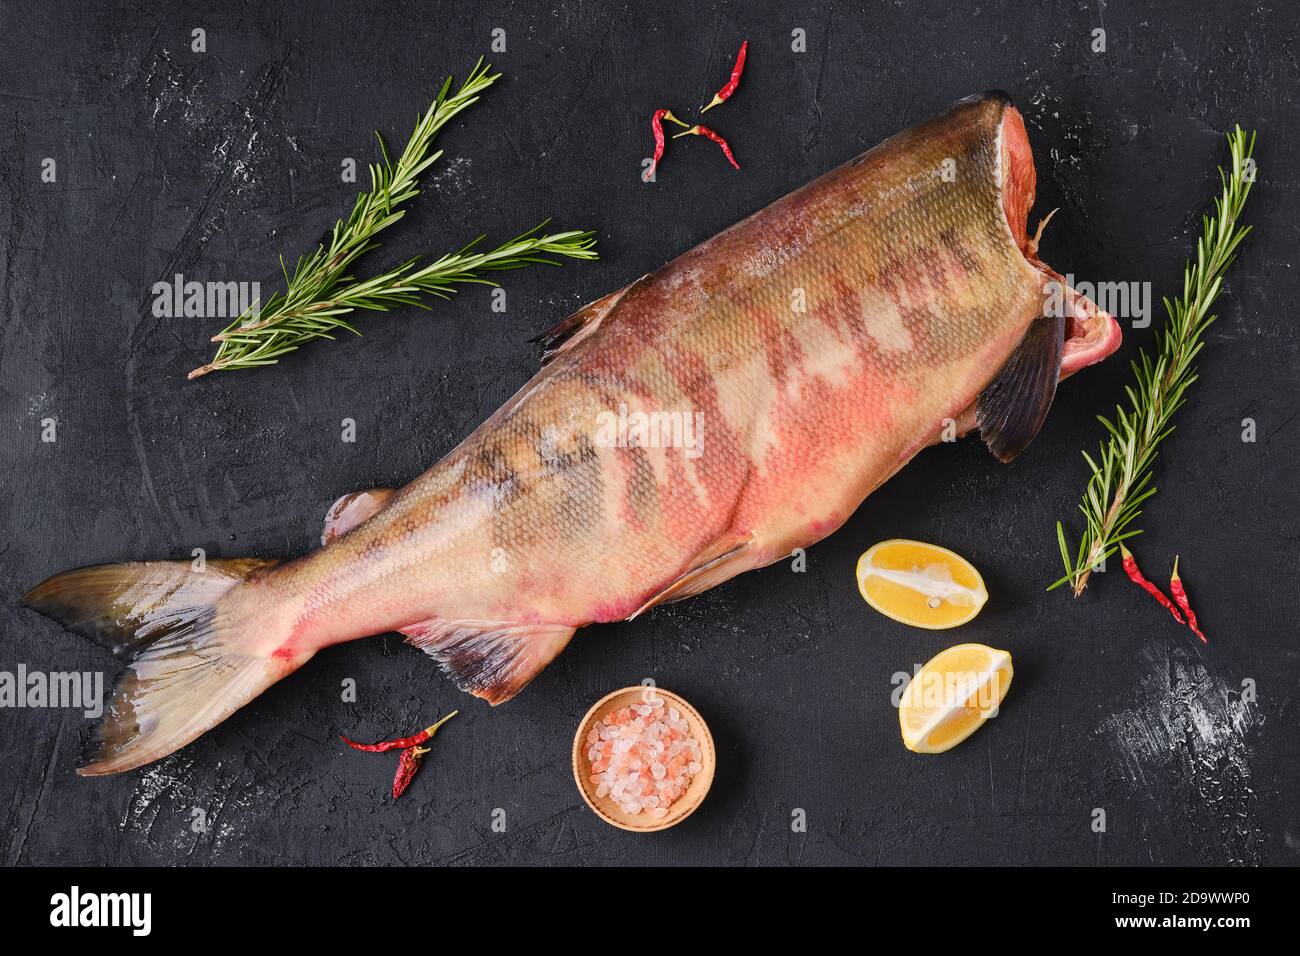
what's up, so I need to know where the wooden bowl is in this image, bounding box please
[572,686,715,832]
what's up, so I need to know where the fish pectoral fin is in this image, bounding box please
[400,618,575,705]
[976,312,1065,463]
[321,488,396,545]
[629,538,755,620]
[533,281,639,367]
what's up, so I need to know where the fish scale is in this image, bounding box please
[21,91,1122,775]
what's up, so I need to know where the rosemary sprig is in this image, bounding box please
[1050,126,1256,595]
[193,224,597,374]
[188,59,597,378]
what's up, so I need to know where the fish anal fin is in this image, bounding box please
[629,538,755,619]
[322,489,395,545]
[400,618,575,705]
[976,312,1065,463]
[534,281,638,367]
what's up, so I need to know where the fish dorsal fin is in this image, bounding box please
[400,618,575,704]
[976,313,1065,462]
[534,281,639,367]
[628,537,754,619]
[321,488,396,545]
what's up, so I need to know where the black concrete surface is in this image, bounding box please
[2,0,1297,866]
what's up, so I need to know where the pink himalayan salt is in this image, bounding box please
[586,699,703,818]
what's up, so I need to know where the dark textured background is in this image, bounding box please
[2,0,1297,867]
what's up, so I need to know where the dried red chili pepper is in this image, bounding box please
[1120,544,1184,624]
[341,729,429,753]
[392,745,431,799]
[672,125,741,170]
[1170,556,1208,644]
[701,40,748,113]
[649,109,689,176]
[341,710,458,752]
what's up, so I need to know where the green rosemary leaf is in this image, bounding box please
[1055,521,1071,576]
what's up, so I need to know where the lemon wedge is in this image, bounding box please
[856,539,988,629]
[898,643,1013,753]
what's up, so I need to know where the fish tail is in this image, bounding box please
[21,557,295,775]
